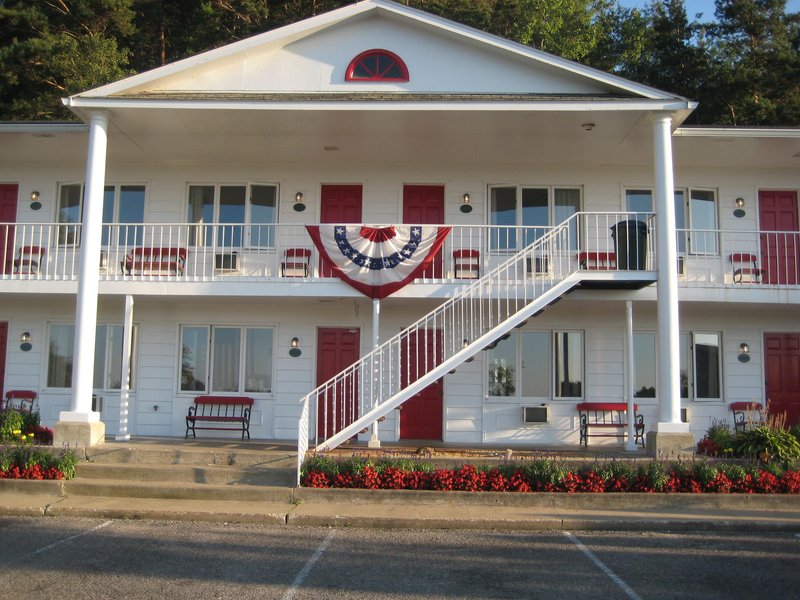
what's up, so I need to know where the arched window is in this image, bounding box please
[346,49,409,82]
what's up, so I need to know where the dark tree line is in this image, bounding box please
[0,0,798,125]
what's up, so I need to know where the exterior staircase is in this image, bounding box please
[298,214,594,477]
[297,212,657,481]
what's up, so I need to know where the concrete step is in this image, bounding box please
[75,462,296,487]
[64,478,294,502]
[85,445,296,469]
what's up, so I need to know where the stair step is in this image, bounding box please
[75,462,295,487]
[85,446,295,469]
[64,478,294,502]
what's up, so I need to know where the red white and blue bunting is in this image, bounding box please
[306,225,451,299]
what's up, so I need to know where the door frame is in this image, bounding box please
[0,321,7,399]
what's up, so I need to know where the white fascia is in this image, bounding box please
[674,127,800,138]
[63,97,695,113]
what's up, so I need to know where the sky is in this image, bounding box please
[617,0,800,19]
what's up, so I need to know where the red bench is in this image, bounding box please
[185,395,254,440]
[729,253,764,283]
[729,401,765,433]
[577,402,644,446]
[123,247,187,276]
[2,390,37,412]
[578,251,616,270]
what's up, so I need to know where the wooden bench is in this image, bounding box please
[578,251,616,270]
[185,396,254,440]
[730,401,765,433]
[123,247,187,276]
[2,390,36,412]
[577,402,644,446]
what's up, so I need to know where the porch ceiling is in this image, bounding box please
[91,106,658,166]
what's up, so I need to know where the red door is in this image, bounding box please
[403,185,444,279]
[320,185,362,277]
[316,327,360,439]
[765,333,800,427]
[759,191,799,285]
[0,185,18,275]
[0,322,7,399]
[400,328,443,440]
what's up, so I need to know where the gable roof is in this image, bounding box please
[66,0,689,106]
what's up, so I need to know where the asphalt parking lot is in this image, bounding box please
[0,517,798,599]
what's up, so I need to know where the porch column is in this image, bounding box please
[649,113,692,456]
[116,295,134,441]
[54,112,108,447]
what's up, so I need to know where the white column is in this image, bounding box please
[368,298,381,448]
[625,300,637,451]
[61,112,108,423]
[653,114,687,432]
[116,295,134,441]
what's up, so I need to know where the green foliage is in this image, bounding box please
[640,460,669,491]
[733,424,800,467]
[0,410,25,442]
[707,422,735,452]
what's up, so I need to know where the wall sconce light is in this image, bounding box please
[738,342,750,363]
[30,191,42,211]
[20,331,32,352]
[463,338,474,363]
[289,337,302,357]
[733,197,745,218]
[293,192,305,213]
[460,193,473,214]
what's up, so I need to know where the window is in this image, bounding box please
[688,189,718,254]
[102,185,145,247]
[693,332,721,400]
[554,331,583,398]
[187,184,277,248]
[490,186,581,251]
[634,331,718,400]
[633,332,656,398]
[58,183,145,246]
[486,330,583,399]
[624,188,689,254]
[179,325,273,393]
[346,49,409,82]
[47,324,137,390]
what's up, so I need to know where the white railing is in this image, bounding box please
[296,212,657,479]
[677,228,800,287]
[1,222,555,283]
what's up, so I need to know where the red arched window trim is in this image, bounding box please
[345,49,409,82]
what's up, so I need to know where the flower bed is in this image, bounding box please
[301,456,800,494]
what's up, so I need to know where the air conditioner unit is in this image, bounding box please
[91,394,104,414]
[523,405,549,423]
[681,407,688,423]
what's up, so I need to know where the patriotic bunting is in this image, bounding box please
[306,225,451,299]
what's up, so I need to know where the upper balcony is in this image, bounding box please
[1,215,798,299]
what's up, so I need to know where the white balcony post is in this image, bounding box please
[117,295,134,441]
[54,112,108,447]
[650,113,692,455]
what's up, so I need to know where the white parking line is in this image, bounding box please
[282,529,336,600]
[22,520,113,560]
[565,531,643,600]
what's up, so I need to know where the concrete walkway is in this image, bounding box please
[2,482,800,532]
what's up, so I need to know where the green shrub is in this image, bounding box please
[0,409,25,442]
[707,423,735,453]
[733,425,800,467]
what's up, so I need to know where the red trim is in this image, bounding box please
[306,225,451,299]
[346,49,409,82]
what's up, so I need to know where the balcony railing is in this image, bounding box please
[676,228,800,287]
[2,220,797,289]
